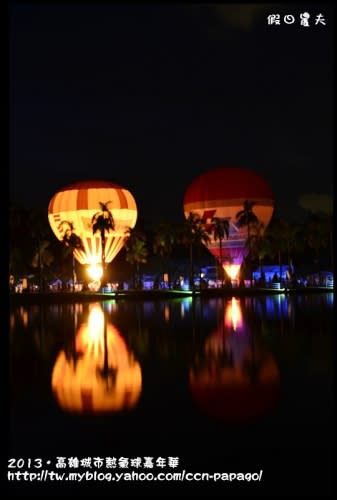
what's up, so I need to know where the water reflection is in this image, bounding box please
[190,297,280,423]
[224,297,243,332]
[9,293,333,452]
[51,304,142,415]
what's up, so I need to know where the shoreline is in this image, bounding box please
[9,286,334,304]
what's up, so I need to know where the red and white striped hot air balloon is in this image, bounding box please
[183,167,274,280]
[48,180,137,281]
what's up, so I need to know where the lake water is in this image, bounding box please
[9,293,333,495]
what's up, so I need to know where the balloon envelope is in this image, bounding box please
[183,167,274,275]
[48,180,137,266]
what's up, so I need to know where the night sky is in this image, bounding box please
[9,3,333,225]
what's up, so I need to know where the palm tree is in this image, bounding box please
[299,212,332,274]
[153,222,177,287]
[22,207,52,291]
[246,221,272,283]
[211,217,230,286]
[267,217,305,281]
[236,200,259,247]
[58,220,84,291]
[31,240,55,290]
[304,213,330,280]
[91,202,115,286]
[178,213,210,289]
[236,200,259,283]
[29,207,58,292]
[125,227,149,289]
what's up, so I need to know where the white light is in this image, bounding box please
[88,265,103,280]
[224,264,240,280]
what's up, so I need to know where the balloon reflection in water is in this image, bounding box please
[190,298,280,423]
[51,304,142,414]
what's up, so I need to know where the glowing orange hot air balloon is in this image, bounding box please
[48,180,137,282]
[51,304,142,414]
[183,167,274,280]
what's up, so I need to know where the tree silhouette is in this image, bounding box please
[211,217,230,286]
[58,220,84,291]
[153,222,177,287]
[125,227,148,289]
[236,200,259,283]
[91,202,115,286]
[178,212,210,289]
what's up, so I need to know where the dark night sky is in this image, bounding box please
[9,3,334,225]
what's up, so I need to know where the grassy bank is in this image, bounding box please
[9,286,333,304]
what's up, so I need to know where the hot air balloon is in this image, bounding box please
[48,180,137,285]
[183,167,274,281]
[51,304,142,414]
[189,298,280,423]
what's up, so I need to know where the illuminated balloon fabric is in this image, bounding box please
[48,180,137,266]
[51,322,142,414]
[183,167,274,268]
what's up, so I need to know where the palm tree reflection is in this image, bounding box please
[190,298,280,423]
[51,304,142,414]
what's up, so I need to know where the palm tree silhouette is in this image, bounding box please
[179,212,210,290]
[153,222,177,288]
[58,220,84,291]
[91,202,115,287]
[211,217,230,286]
[125,227,148,289]
[30,208,55,292]
[236,200,259,244]
[236,201,259,283]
